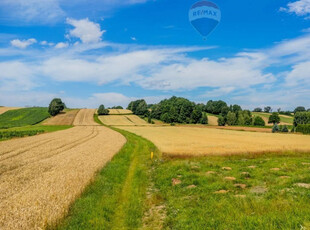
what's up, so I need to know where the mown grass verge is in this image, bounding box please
[54,115,159,230]
[0,107,50,129]
[152,153,310,229]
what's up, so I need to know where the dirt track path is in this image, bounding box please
[0,109,126,230]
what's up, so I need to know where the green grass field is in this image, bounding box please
[152,154,310,229]
[253,112,294,124]
[0,107,50,129]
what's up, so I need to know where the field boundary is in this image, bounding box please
[54,115,161,229]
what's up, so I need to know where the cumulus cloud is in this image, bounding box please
[55,42,69,49]
[280,0,310,18]
[10,38,37,49]
[66,18,105,43]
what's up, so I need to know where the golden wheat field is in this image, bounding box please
[43,109,80,125]
[99,115,149,126]
[207,115,218,126]
[0,109,126,230]
[120,126,310,156]
[108,109,133,114]
[73,109,99,126]
[0,107,21,115]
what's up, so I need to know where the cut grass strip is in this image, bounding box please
[55,115,159,230]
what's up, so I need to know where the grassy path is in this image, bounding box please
[55,115,159,229]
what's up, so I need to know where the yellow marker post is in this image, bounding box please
[151,152,154,160]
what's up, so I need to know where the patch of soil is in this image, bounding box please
[172,178,181,186]
[225,177,236,181]
[234,184,247,189]
[234,194,246,198]
[214,190,229,194]
[206,171,216,175]
[187,185,197,189]
[222,167,232,171]
[250,186,268,194]
[295,183,310,189]
[270,168,280,171]
[248,166,256,169]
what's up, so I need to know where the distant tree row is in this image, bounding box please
[109,106,123,109]
[127,99,148,116]
[253,106,309,115]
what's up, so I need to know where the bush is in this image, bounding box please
[296,124,310,134]
[282,125,289,133]
[98,105,109,115]
[253,116,265,126]
[0,130,44,140]
[272,124,279,133]
[48,98,65,116]
[218,116,226,126]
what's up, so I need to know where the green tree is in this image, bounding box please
[200,113,208,124]
[237,113,245,126]
[218,116,226,126]
[98,105,109,115]
[191,109,202,124]
[294,106,306,114]
[231,104,242,113]
[253,116,265,126]
[48,98,65,116]
[264,106,272,113]
[253,107,262,112]
[268,112,280,124]
[226,111,237,126]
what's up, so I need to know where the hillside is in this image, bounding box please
[0,107,50,129]
[252,112,294,126]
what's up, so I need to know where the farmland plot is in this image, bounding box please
[43,109,79,126]
[0,109,126,229]
[0,107,21,115]
[99,115,149,126]
[120,126,310,157]
[108,109,133,114]
[73,109,99,126]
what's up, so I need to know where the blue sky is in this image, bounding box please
[0,0,310,110]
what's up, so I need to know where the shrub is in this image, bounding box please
[282,125,289,133]
[218,116,226,126]
[272,124,279,133]
[296,124,310,134]
[253,116,265,126]
[48,98,65,116]
[98,105,109,115]
[0,130,44,140]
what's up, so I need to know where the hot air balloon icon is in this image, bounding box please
[189,1,221,39]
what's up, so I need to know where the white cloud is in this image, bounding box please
[40,41,48,45]
[66,18,105,43]
[131,37,137,41]
[10,38,37,49]
[285,61,310,86]
[55,42,69,49]
[0,61,38,91]
[0,0,65,24]
[280,0,310,18]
